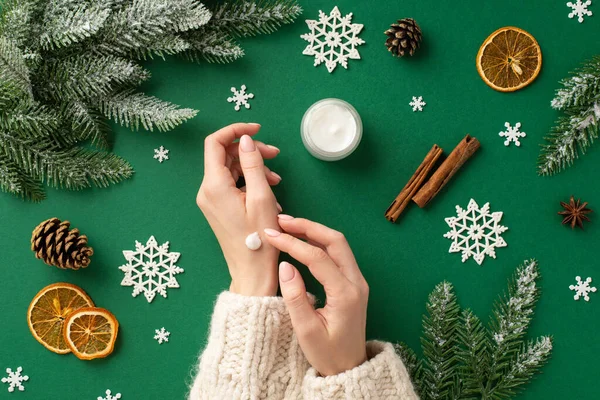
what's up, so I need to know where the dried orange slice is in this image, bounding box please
[64,307,119,360]
[27,282,94,354]
[476,27,542,92]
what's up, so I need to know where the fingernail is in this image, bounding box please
[264,228,281,237]
[278,214,294,220]
[271,171,282,181]
[279,262,295,282]
[248,123,261,127]
[276,202,283,212]
[267,145,280,153]
[240,135,255,152]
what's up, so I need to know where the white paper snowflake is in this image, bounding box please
[567,0,593,23]
[409,96,426,112]
[154,327,170,344]
[227,85,254,111]
[443,199,508,265]
[301,6,365,73]
[153,146,169,163]
[119,236,184,303]
[499,122,526,147]
[98,389,121,400]
[2,367,28,392]
[569,276,597,301]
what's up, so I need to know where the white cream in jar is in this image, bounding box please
[301,99,362,161]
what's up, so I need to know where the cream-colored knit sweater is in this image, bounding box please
[188,292,419,400]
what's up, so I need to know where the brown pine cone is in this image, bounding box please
[31,218,93,270]
[385,18,422,57]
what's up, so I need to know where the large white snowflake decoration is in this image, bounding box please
[119,236,183,303]
[499,122,526,147]
[227,85,254,111]
[153,146,169,163]
[409,96,426,112]
[301,6,365,73]
[98,389,122,400]
[154,327,170,344]
[443,199,508,265]
[2,367,28,392]
[567,0,593,23]
[569,276,597,301]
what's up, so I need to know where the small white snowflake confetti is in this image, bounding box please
[301,6,365,73]
[98,389,122,400]
[119,236,184,303]
[153,146,169,163]
[569,276,597,301]
[227,85,254,111]
[2,367,28,392]
[567,0,593,23]
[443,199,508,265]
[154,327,170,344]
[499,122,526,147]
[409,96,426,112]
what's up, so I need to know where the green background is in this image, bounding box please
[1,0,599,398]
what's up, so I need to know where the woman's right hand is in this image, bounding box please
[263,216,370,377]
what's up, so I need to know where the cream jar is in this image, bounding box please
[301,98,363,161]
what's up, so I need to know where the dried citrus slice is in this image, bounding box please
[27,283,94,354]
[64,307,118,360]
[476,27,542,92]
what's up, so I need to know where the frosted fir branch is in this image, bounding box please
[69,101,112,149]
[0,0,39,49]
[42,54,150,102]
[0,157,45,201]
[551,56,600,110]
[489,336,553,399]
[209,0,302,37]
[0,102,58,139]
[393,343,423,396]
[0,131,133,189]
[457,309,488,397]
[537,104,599,176]
[168,0,212,32]
[0,36,33,100]
[421,281,461,400]
[131,33,191,60]
[182,28,244,63]
[97,90,198,132]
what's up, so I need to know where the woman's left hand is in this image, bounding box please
[196,123,282,297]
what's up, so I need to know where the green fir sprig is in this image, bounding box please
[538,56,600,176]
[0,0,301,201]
[397,260,553,400]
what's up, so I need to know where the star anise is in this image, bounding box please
[558,196,592,229]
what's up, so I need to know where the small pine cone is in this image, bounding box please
[384,18,422,57]
[31,218,93,270]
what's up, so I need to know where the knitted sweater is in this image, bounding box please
[188,292,419,399]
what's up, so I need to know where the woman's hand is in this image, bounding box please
[263,216,369,376]
[197,123,282,297]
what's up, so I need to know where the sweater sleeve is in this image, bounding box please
[188,291,308,400]
[302,341,420,400]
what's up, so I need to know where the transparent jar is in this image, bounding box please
[301,98,363,161]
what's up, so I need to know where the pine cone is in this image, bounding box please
[385,18,422,57]
[31,218,93,270]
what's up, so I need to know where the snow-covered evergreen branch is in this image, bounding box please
[538,56,600,176]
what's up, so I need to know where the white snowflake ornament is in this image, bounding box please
[499,122,526,147]
[567,0,593,23]
[153,146,169,163]
[227,85,254,111]
[2,367,28,392]
[119,236,184,303]
[301,6,365,73]
[443,199,508,265]
[98,389,121,400]
[154,327,170,344]
[569,276,597,301]
[409,96,426,112]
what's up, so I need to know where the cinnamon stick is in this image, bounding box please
[385,144,443,222]
[412,135,480,208]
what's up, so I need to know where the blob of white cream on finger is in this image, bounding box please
[245,232,262,250]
